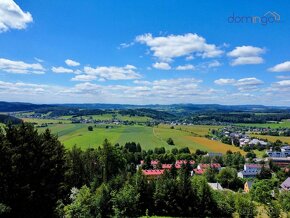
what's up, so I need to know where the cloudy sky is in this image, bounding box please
[1,0,290,105]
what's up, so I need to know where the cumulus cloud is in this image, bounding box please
[214,77,263,92]
[135,33,223,62]
[268,61,290,72]
[71,74,96,82]
[0,0,33,32]
[65,59,80,67]
[230,56,264,66]
[51,66,74,73]
[83,64,141,81]
[227,46,265,66]
[207,60,222,68]
[227,46,265,57]
[0,58,45,74]
[176,64,195,71]
[214,78,236,85]
[153,62,171,70]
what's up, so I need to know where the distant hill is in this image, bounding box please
[0,101,52,112]
[0,101,289,113]
[0,114,22,124]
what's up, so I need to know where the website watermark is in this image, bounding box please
[228,11,280,25]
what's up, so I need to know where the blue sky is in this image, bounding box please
[0,0,290,105]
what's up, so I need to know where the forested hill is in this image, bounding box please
[0,114,22,124]
[0,101,51,112]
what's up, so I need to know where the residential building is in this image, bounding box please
[244,181,253,193]
[208,183,224,191]
[142,169,164,180]
[238,164,262,178]
[280,177,290,191]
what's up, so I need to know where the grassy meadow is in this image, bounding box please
[33,121,245,154]
[236,120,290,128]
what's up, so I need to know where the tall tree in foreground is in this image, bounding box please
[0,123,66,218]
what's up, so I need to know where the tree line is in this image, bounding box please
[0,123,290,217]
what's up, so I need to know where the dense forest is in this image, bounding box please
[0,123,290,217]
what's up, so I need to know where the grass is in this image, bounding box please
[21,118,71,124]
[31,121,246,154]
[236,120,290,128]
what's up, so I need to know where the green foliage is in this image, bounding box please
[88,126,93,131]
[111,184,141,217]
[266,201,281,218]
[217,167,242,190]
[0,123,66,218]
[250,180,274,204]
[235,194,257,218]
[64,186,95,218]
[278,191,290,212]
[166,137,174,145]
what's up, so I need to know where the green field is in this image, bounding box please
[236,120,290,128]
[22,118,71,124]
[34,122,245,154]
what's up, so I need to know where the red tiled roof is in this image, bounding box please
[151,160,159,165]
[198,163,221,169]
[175,160,195,165]
[193,169,205,175]
[162,164,173,169]
[142,169,164,176]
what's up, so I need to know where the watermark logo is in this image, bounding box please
[228,11,280,25]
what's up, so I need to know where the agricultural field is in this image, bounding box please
[34,121,245,154]
[236,120,290,128]
[21,118,71,125]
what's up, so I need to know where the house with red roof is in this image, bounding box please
[162,164,173,169]
[197,163,221,171]
[142,169,164,180]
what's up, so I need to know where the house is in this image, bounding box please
[162,164,172,169]
[175,160,195,168]
[238,164,262,178]
[205,152,223,157]
[192,169,205,175]
[265,157,290,168]
[266,147,290,158]
[280,177,290,191]
[244,181,253,193]
[142,169,164,180]
[248,139,268,147]
[197,163,221,171]
[208,183,224,191]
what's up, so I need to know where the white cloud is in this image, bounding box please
[268,61,290,72]
[83,64,141,80]
[273,80,290,87]
[136,33,223,62]
[153,62,171,70]
[228,46,265,66]
[65,59,80,67]
[227,46,265,57]
[276,75,290,80]
[0,0,33,32]
[207,60,222,68]
[51,66,74,74]
[214,77,263,92]
[230,56,264,66]
[0,58,45,74]
[176,64,195,71]
[214,78,236,85]
[71,74,96,82]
